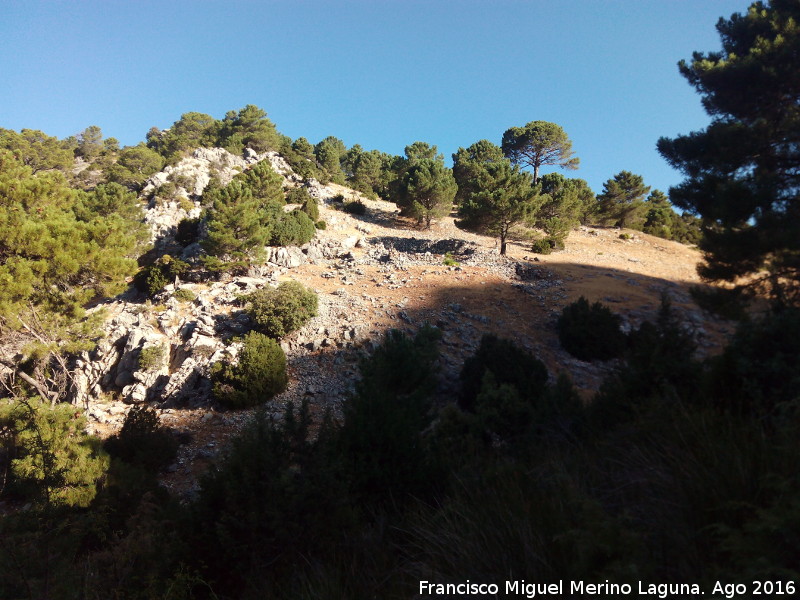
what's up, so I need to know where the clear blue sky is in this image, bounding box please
[1,0,748,196]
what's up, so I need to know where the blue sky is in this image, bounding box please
[2,0,748,196]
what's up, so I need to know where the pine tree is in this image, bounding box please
[657,0,800,307]
[501,121,579,184]
[596,171,651,228]
[459,160,539,255]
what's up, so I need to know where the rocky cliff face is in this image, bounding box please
[71,146,360,429]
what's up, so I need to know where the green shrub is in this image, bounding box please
[138,344,166,371]
[175,217,200,246]
[285,186,313,206]
[443,252,460,267]
[459,334,549,413]
[339,325,443,508]
[619,232,632,240]
[270,210,316,246]
[344,200,367,215]
[706,307,800,417]
[531,238,554,254]
[133,255,190,297]
[301,195,320,221]
[246,280,318,338]
[315,219,327,230]
[134,264,169,297]
[557,296,626,361]
[172,288,196,302]
[0,399,109,508]
[104,405,177,471]
[211,331,288,408]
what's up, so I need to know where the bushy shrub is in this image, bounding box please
[133,255,190,297]
[285,186,313,207]
[344,200,367,215]
[246,280,318,338]
[339,325,443,507]
[315,219,327,230]
[0,399,109,507]
[175,217,200,246]
[443,252,460,267]
[557,296,626,361]
[270,210,316,246]
[211,331,288,409]
[301,195,320,221]
[137,344,166,371]
[104,405,177,471]
[531,238,554,254]
[706,307,800,417]
[173,288,196,302]
[134,265,169,297]
[459,334,549,413]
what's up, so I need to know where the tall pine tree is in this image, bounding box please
[657,0,800,308]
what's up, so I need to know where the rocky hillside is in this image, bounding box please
[72,148,732,494]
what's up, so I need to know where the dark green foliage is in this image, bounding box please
[173,288,196,302]
[593,296,701,423]
[104,405,178,472]
[105,143,165,189]
[397,158,457,228]
[314,136,347,184]
[501,120,579,184]
[0,150,144,328]
[343,146,386,196]
[211,331,288,408]
[459,334,549,413]
[0,398,108,508]
[219,104,282,154]
[0,127,74,174]
[409,464,640,585]
[201,180,281,262]
[246,280,318,339]
[75,125,104,162]
[452,139,506,206]
[133,254,189,297]
[270,209,316,246]
[538,172,596,228]
[458,158,539,254]
[188,401,352,594]
[277,136,323,181]
[147,111,219,160]
[595,170,651,228]
[74,182,145,223]
[558,296,626,361]
[200,156,296,261]
[175,216,200,246]
[338,326,443,507]
[459,335,547,411]
[531,237,561,254]
[343,199,366,215]
[300,195,319,221]
[706,307,800,417]
[657,1,800,308]
[642,189,703,244]
[315,219,327,229]
[236,158,284,203]
[134,264,168,297]
[285,185,313,206]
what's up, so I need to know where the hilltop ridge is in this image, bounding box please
[66,148,731,494]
